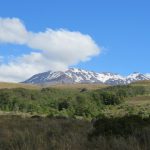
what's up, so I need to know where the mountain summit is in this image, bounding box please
[23,68,150,85]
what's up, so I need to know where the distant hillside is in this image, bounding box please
[0,82,108,90]
[0,82,40,89]
[44,83,108,90]
[0,80,150,91]
[131,80,150,86]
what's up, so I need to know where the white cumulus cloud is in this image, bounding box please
[0,18,28,44]
[0,17,101,82]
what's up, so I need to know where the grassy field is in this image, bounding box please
[125,95,150,105]
[0,82,108,90]
[131,80,150,86]
[48,83,108,90]
[0,82,40,89]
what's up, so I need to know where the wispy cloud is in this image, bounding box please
[0,17,101,82]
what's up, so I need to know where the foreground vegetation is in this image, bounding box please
[0,115,149,150]
[0,81,149,149]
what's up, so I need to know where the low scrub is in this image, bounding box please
[0,115,149,150]
[0,85,147,119]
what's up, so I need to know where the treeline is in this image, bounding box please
[0,85,146,119]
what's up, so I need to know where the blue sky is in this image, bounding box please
[0,0,149,81]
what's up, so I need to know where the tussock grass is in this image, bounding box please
[48,83,108,90]
[0,82,40,89]
[0,115,149,150]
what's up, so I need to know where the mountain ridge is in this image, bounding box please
[23,68,150,85]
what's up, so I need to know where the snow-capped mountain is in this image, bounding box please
[23,68,150,85]
[145,73,150,79]
[126,72,150,84]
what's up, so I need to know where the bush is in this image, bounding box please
[92,85,146,106]
[90,115,150,137]
[0,85,147,118]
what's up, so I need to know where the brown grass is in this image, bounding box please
[0,82,108,90]
[125,95,150,106]
[45,83,108,90]
[131,80,150,86]
[0,82,40,89]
